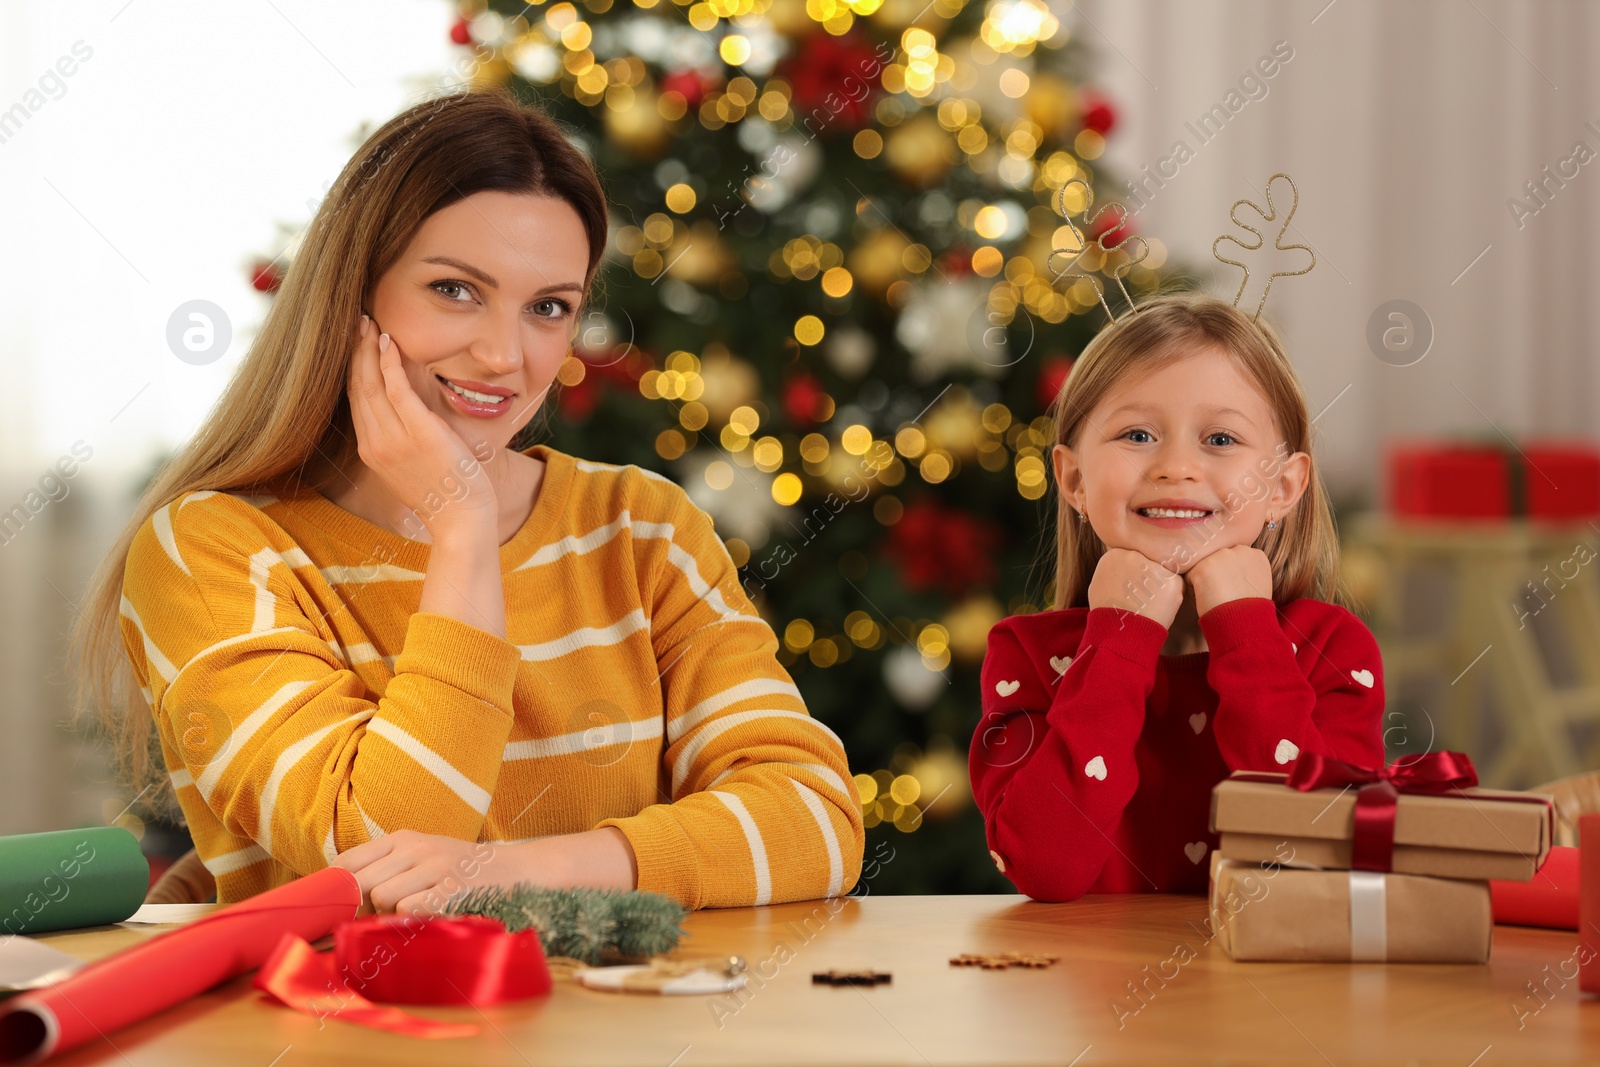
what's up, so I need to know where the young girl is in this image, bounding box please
[70,88,862,913]
[969,293,1384,903]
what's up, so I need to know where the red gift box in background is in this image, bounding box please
[1523,442,1600,519]
[1385,440,1600,521]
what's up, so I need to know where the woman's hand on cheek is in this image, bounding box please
[348,314,499,535]
[331,828,534,916]
[1186,545,1273,616]
[1087,548,1186,630]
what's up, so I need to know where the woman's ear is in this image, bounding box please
[1269,448,1312,519]
[1052,443,1085,514]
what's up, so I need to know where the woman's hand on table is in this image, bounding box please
[331,826,639,915]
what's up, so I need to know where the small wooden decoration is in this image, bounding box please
[812,969,893,986]
[949,952,1061,970]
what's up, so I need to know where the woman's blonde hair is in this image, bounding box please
[69,86,610,813]
[1046,291,1351,612]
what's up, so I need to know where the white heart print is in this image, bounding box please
[1351,669,1374,688]
[1274,738,1300,765]
[1189,712,1206,734]
[1084,755,1107,780]
[1184,841,1208,864]
[1049,655,1073,675]
[995,679,1020,697]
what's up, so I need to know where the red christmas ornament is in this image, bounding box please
[779,32,880,130]
[558,373,599,421]
[449,18,472,45]
[886,498,1001,597]
[661,69,713,109]
[783,373,825,427]
[250,260,284,293]
[1081,91,1117,137]
[1036,355,1074,413]
[938,246,976,277]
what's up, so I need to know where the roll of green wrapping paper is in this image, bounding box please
[0,828,148,936]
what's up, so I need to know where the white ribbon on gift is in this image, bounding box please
[1347,870,1388,961]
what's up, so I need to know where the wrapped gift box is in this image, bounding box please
[1209,856,1491,963]
[1523,441,1600,520]
[1386,443,1508,520]
[1385,439,1600,521]
[1210,771,1552,882]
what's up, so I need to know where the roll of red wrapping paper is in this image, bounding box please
[1490,846,1579,928]
[1582,815,1600,993]
[0,865,361,1066]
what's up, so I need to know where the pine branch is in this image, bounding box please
[444,883,687,965]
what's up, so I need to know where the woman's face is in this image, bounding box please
[365,190,589,453]
[1052,347,1310,575]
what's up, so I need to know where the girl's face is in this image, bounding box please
[365,190,589,453]
[1052,347,1311,575]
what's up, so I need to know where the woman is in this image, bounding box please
[70,87,863,913]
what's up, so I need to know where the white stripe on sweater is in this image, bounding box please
[367,718,491,815]
[152,503,191,576]
[707,760,852,803]
[319,562,427,585]
[515,509,674,571]
[504,715,664,761]
[672,710,844,794]
[709,789,771,906]
[162,625,316,700]
[119,596,178,684]
[256,709,374,854]
[518,608,649,662]
[202,842,269,876]
[790,778,844,899]
[573,457,674,484]
[194,680,316,799]
[668,677,804,744]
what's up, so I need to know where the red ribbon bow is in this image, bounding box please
[254,914,551,1039]
[1284,751,1479,872]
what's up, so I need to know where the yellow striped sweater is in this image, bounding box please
[118,444,864,908]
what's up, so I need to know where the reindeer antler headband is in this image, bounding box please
[1048,171,1317,325]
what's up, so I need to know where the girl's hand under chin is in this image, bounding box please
[1087,548,1186,630]
[1185,544,1273,616]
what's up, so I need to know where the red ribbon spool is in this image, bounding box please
[255,914,551,1039]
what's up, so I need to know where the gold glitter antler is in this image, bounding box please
[1211,173,1316,322]
[1049,177,1149,325]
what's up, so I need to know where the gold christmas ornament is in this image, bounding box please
[847,229,911,295]
[1025,72,1080,138]
[603,89,670,157]
[884,113,958,186]
[663,221,734,286]
[695,348,761,422]
[943,595,1004,663]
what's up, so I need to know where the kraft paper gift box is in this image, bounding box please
[1210,770,1552,882]
[1208,855,1492,963]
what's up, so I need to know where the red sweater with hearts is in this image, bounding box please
[968,597,1385,902]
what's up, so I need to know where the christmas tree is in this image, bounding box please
[252,0,1178,893]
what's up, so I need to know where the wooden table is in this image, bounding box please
[28,893,1600,1066]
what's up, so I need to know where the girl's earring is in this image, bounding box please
[1076,510,1086,523]
[1266,517,1278,530]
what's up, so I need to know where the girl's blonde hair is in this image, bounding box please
[69,87,610,813]
[1046,291,1351,612]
